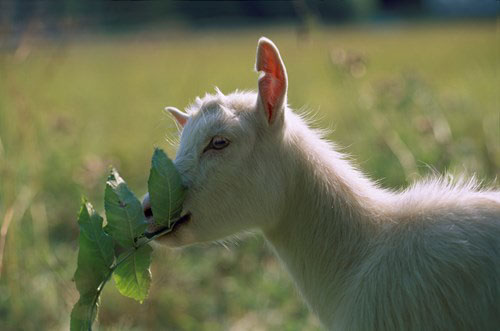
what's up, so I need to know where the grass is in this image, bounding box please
[0,21,498,330]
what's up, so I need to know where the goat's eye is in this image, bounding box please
[204,136,230,153]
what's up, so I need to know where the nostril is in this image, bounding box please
[142,194,153,219]
[144,206,153,219]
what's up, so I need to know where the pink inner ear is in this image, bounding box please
[166,107,189,127]
[257,43,286,123]
[172,112,188,127]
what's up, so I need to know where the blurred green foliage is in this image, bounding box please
[0,22,498,330]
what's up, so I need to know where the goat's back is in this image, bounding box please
[336,190,500,331]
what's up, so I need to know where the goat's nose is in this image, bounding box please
[142,193,153,220]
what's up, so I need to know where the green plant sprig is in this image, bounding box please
[86,224,177,331]
[70,148,185,331]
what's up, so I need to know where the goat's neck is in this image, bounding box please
[263,125,386,322]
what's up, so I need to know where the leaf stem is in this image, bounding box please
[86,226,174,331]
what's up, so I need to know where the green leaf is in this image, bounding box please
[148,148,186,227]
[104,168,147,248]
[113,245,153,303]
[70,296,97,331]
[71,201,114,331]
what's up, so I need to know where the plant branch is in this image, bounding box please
[86,225,174,331]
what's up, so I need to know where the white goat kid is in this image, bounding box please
[144,38,500,330]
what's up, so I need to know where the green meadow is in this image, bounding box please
[0,22,497,330]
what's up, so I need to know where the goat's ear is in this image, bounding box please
[255,37,288,126]
[165,106,189,127]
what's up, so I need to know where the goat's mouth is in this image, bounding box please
[144,212,191,239]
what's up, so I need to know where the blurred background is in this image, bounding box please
[0,1,498,330]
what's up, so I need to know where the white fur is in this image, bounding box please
[149,39,500,330]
